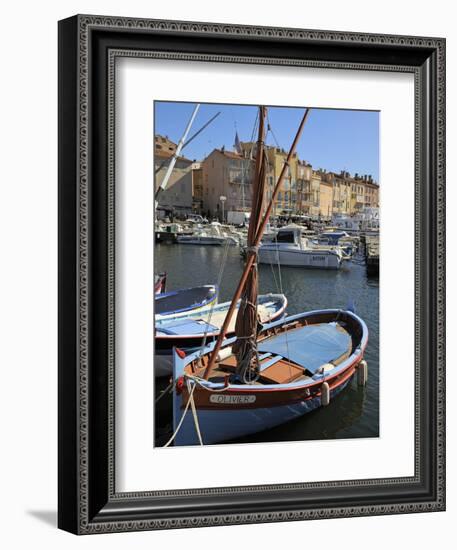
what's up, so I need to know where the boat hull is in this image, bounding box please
[155,285,218,319]
[170,308,368,445]
[177,236,237,246]
[173,375,353,445]
[258,247,342,269]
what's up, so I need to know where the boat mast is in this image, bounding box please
[232,106,267,380]
[155,104,200,206]
[202,107,311,379]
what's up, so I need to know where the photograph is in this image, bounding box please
[153,101,380,447]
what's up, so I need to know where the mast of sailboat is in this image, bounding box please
[202,107,311,379]
[232,106,267,380]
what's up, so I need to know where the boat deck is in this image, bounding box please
[208,354,312,385]
[157,303,274,335]
[202,322,353,385]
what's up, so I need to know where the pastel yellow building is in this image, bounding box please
[200,148,253,219]
[197,140,379,220]
[241,142,300,215]
[364,178,379,209]
[319,176,333,220]
[331,171,352,216]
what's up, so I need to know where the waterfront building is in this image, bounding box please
[331,171,352,216]
[319,174,333,220]
[309,170,322,218]
[154,135,194,214]
[191,162,204,213]
[296,161,312,216]
[350,174,366,215]
[239,142,300,216]
[200,148,253,220]
[363,176,379,209]
[156,132,379,221]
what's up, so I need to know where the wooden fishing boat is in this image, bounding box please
[154,272,167,295]
[164,106,369,446]
[155,284,218,320]
[154,293,287,377]
[172,308,368,445]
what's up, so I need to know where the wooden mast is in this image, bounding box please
[232,106,267,379]
[202,107,311,379]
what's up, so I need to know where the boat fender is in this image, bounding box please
[321,382,330,406]
[357,360,368,386]
[216,346,233,362]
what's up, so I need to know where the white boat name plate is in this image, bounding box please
[209,394,256,404]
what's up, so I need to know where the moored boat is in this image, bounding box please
[258,225,347,269]
[154,293,287,376]
[172,308,368,445]
[177,222,239,246]
[155,285,218,320]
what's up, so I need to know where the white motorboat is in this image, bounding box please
[258,224,346,269]
[177,222,239,245]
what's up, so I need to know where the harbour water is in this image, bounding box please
[154,242,379,445]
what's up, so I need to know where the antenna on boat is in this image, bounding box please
[202,107,311,380]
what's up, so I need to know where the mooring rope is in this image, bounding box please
[163,378,203,447]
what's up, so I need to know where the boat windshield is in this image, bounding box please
[276,230,296,243]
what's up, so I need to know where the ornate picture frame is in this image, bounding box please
[58,14,445,534]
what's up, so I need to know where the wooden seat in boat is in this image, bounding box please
[259,359,305,384]
[216,353,305,384]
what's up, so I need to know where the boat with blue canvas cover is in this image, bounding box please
[155,285,218,320]
[171,308,368,445]
[154,293,287,377]
[163,106,369,446]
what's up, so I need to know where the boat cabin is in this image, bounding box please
[272,224,310,248]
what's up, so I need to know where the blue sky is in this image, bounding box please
[155,101,379,182]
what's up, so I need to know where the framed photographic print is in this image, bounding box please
[58,14,445,534]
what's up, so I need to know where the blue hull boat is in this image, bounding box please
[154,293,287,377]
[171,308,368,446]
[155,285,218,320]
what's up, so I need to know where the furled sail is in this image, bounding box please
[233,106,267,381]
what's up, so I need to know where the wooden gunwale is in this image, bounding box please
[181,359,360,410]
